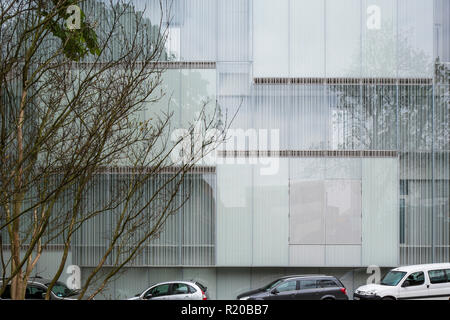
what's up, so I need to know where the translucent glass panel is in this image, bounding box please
[252,160,289,265]
[397,0,434,77]
[289,158,362,246]
[434,83,450,151]
[252,84,293,150]
[253,0,435,77]
[291,85,330,149]
[330,83,403,151]
[325,0,361,77]
[216,160,289,266]
[129,0,217,61]
[180,0,217,61]
[289,180,361,245]
[325,180,362,244]
[218,0,251,62]
[253,0,289,77]
[362,158,399,266]
[361,0,397,77]
[289,180,325,244]
[434,0,450,62]
[291,0,325,77]
[143,69,181,128]
[398,85,433,152]
[217,63,252,97]
[72,173,216,267]
[180,68,217,128]
[248,83,403,151]
[216,163,253,266]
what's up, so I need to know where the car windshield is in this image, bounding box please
[380,271,407,286]
[46,281,77,298]
[261,279,284,292]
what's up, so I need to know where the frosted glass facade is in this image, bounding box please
[69,0,450,267]
[253,0,435,78]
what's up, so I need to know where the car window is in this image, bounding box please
[26,285,46,299]
[276,280,297,292]
[172,283,190,295]
[446,269,450,282]
[318,279,338,288]
[428,270,448,284]
[404,271,425,286]
[146,284,170,298]
[300,280,317,290]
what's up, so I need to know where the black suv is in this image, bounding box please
[1,277,82,300]
[236,275,348,300]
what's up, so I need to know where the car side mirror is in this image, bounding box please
[41,292,47,299]
[402,280,410,288]
[144,293,153,299]
[271,288,279,295]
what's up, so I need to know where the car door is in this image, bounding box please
[143,283,172,300]
[265,279,297,300]
[295,279,319,300]
[397,271,428,300]
[170,283,195,300]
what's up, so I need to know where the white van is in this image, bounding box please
[354,263,450,300]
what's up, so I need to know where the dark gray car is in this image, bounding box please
[236,275,348,300]
[1,277,84,300]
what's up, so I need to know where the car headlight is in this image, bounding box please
[239,296,250,300]
[357,290,377,296]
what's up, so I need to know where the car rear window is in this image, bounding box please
[195,282,207,292]
[317,279,338,288]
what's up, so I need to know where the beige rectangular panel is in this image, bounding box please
[325,180,362,245]
[289,180,325,244]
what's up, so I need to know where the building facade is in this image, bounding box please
[8,0,449,299]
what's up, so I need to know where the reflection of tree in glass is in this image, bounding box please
[330,24,449,151]
[361,22,433,77]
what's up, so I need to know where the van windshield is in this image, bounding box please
[380,271,407,286]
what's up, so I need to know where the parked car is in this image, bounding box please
[236,275,348,300]
[354,263,450,300]
[128,280,209,300]
[0,276,84,300]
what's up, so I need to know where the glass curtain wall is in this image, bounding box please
[74,0,448,266]
[5,0,447,272]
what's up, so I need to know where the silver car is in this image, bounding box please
[128,281,208,300]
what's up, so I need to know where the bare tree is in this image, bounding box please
[0,0,227,300]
